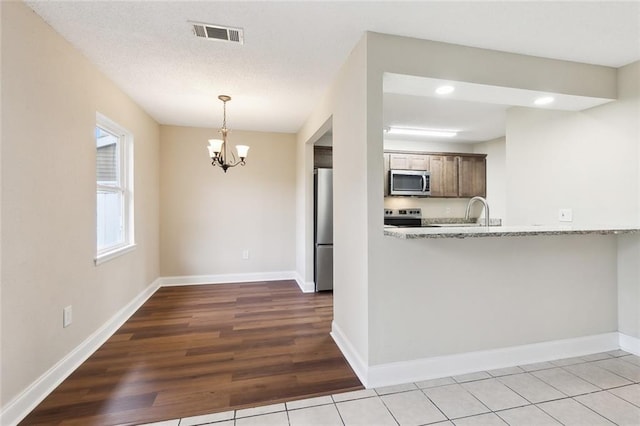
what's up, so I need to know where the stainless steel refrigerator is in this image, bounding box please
[314,168,333,291]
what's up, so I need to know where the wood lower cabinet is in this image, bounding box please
[458,155,486,197]
[389,153,429,170]
[429,155,459,197]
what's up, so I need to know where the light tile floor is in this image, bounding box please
[139,350,640,426]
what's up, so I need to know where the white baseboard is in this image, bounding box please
[0,279,161,426]
[619,333,640,355]
[330,321,369,387]
[331,327,620,389]
[294,272,316,293]
[160,271,300,287]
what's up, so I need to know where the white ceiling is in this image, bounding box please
[27,1,640,135]
[383,73,616,143]
[384,94,510,143]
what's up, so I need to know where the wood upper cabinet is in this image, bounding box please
[458,156,486,198]
[389,153,429,170]
[384,150,486,198]
[429,155,459,197]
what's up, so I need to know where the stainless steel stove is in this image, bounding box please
[384,208,422,227]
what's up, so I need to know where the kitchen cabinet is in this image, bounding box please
[458,156,486,197]
[384,150,486,198]
[389,153,429,170]
[429,155,459,197]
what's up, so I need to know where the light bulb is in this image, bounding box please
[236,145,250,158]
[208,139,223,153]
[534,96,554,106]
[435,85,455,95]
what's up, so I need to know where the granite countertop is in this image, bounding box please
[384,224,640,239]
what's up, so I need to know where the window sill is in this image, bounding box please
[95,243,137,266]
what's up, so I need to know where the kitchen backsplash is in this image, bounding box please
[422,217,502,226]
[384,197,485,219]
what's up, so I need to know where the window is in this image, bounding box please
[95,113,134,264]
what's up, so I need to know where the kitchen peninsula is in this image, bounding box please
[366,223,640,389]
[385,224,640,239]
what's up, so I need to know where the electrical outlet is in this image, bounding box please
[559,208,573,222]
[242,249,249,260]
[63,306,72,328]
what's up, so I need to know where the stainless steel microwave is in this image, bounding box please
[390,169,431,196]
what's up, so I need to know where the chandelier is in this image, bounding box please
[207,95,249,172]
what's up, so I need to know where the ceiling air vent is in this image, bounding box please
[191,22,244,44]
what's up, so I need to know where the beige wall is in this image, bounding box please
[505,62,639,227]
[296,36,372,369]
[0,0,3,410]
[618,234,640,339]
[160,126,296,277]
[300,31,625,384]
[474,137,507,222]
[1,1,160,408]
[615,62,640,341]
[367,32,621,365]
[378,235,618,362]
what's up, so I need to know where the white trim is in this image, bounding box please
[294,272,316,293]
[94,243,137,265]
[0,279,160,426]
[330,328,619,389]
[619,333,640,355]
[95,112,135,261]
[159,271,300,287]
[366,332,619,388]
[330,321,370,387]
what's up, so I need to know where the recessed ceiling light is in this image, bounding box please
[386,127,458,138]
[435,85,455,95]
[534,96,555,105]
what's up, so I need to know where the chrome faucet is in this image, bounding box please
[465,196,490,228]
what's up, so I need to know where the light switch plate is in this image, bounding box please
[63,305,72,328]
[559,208,573,222]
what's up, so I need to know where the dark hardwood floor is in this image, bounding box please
[21,280,362,425]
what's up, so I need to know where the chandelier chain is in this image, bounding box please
[222,99,227,130]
